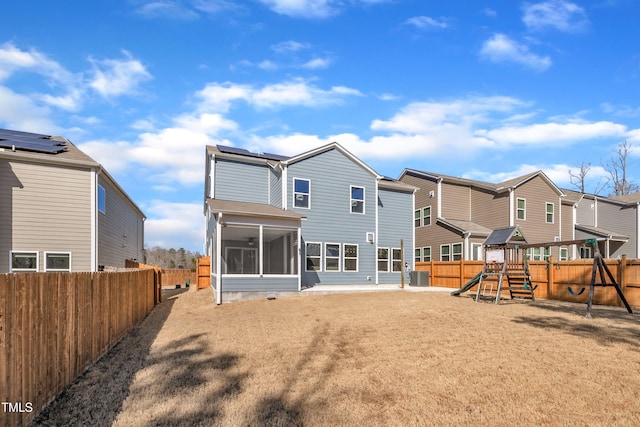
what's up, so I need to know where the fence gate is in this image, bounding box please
[196,256,210,290]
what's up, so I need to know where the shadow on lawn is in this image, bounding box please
[246,322,354,427]
[30,288,188,427]
[513,300,640,350]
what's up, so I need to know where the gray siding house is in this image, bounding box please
[0,129,145,273]
[204,142,416,303]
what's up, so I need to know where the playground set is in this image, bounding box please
[452,226,634,318]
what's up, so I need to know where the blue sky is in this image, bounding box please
[2,0,639,252]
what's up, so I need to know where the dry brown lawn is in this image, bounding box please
[32,289,640,426]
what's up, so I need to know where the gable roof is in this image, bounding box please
[484,226,528,246]
[576,224,629,241]
[400,168,564,196]
[436,218,493,237]
[282,142,380,177]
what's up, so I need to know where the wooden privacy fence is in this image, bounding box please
[0,269,157,427]
[415,255,640,308]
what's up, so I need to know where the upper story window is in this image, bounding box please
[98,185,106,214]
[516,198,526,220]
[546,202,554,223]
[350,186,365,214]
[11,251,38,272]
[294,178,310,209]
[414,206,431,227]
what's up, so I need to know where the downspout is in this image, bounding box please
[91,166,103,272]
[375,180,379,285]
[437,178,442,218]
[412,190,416,271]
[216,213,223,305]
[509,188,514,227]
[463,232,470,260]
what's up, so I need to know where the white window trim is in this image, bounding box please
[293,177,311,209]
[452,243,463,261]
[343,243,359,272]
[377,247,390,272]
[516,197,526,221]
[324,243,341,272]
[44,251,72,272]
[98,184,106,214]
[423,246,432,262]
[546,202,555,224]
[559,247,569,261]
[305,242,322,272]
[414,248,422,263]
[350,185,365,214]
[10,250,39,272]
[414,209,421,228]
[392,248,402,272]
[422,206,432,226]
[440,244,451,261]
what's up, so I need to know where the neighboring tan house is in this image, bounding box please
[399,169,571,262]
[204,142,417,303]
[564,189,635,258]
[0,128,145,273]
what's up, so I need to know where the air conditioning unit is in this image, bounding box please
[409,270,430,287]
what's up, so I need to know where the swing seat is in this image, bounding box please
[568,286,585,296]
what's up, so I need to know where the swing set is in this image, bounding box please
[470,226,634,318]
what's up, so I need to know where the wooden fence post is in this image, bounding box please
[547,256,555,299]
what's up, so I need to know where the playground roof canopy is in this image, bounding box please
[484,226,528,247]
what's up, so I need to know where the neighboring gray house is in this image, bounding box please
[565,189,636,258]
[0,128,145,273]
[204,142,416,303]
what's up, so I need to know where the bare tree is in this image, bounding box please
[603,139,639,196]
[569,161,592,193]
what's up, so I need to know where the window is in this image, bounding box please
[559,247,569,261]
[294,178,310,208]
[414,248,421,263]
[440,245,450,261]
[325,243,340,272]
[344,244,358,272]
[526,247,550,261]
[423,247,431,262]
[546,202,554,223]
[392,248,402,272]
[377,248,389,272]
[423,206,431,226]
[351,186,365,214]
[580,246,593,259]
[516,198,526,220]
[471,243,482,261]
[45,252,71,272]
[11,251,38,272]
[452,243,462,261]
[306,242,321,271]
[414,210,421,228]
[98,185,106,214]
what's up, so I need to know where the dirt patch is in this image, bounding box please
[32,289,640,426]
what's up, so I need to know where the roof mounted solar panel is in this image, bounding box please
[0,129,50,139]
[0,128,67,154]
[216,145,253,156]
[0,140,67,154]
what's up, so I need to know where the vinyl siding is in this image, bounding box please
[288,148,377,285]
[441,182,471,220]
[97,175,145,268]
[471,189,509,229]
[576,197,596,226]
[420,222,465,261]
[222,276,298,292]
[599,201,636,257]
[512,177,562,257]
[269,168,282,207]
[214,158,269,203]
[378,187,414,284]
[1,159,92,272]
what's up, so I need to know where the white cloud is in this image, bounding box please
[0,86,59,133]
[522,0,588,33]
[300,57,332,69]
[480,33,552,71]
[196,78,362,112]
[88,50,152,98]
[405,16,448,30]
[271,40,311,53]
[257,0,338,18]
[483,120,627,146]
[134,1,200,19]
[143,200,204,252]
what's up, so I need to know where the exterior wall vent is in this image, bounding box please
[366,232,375,243]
